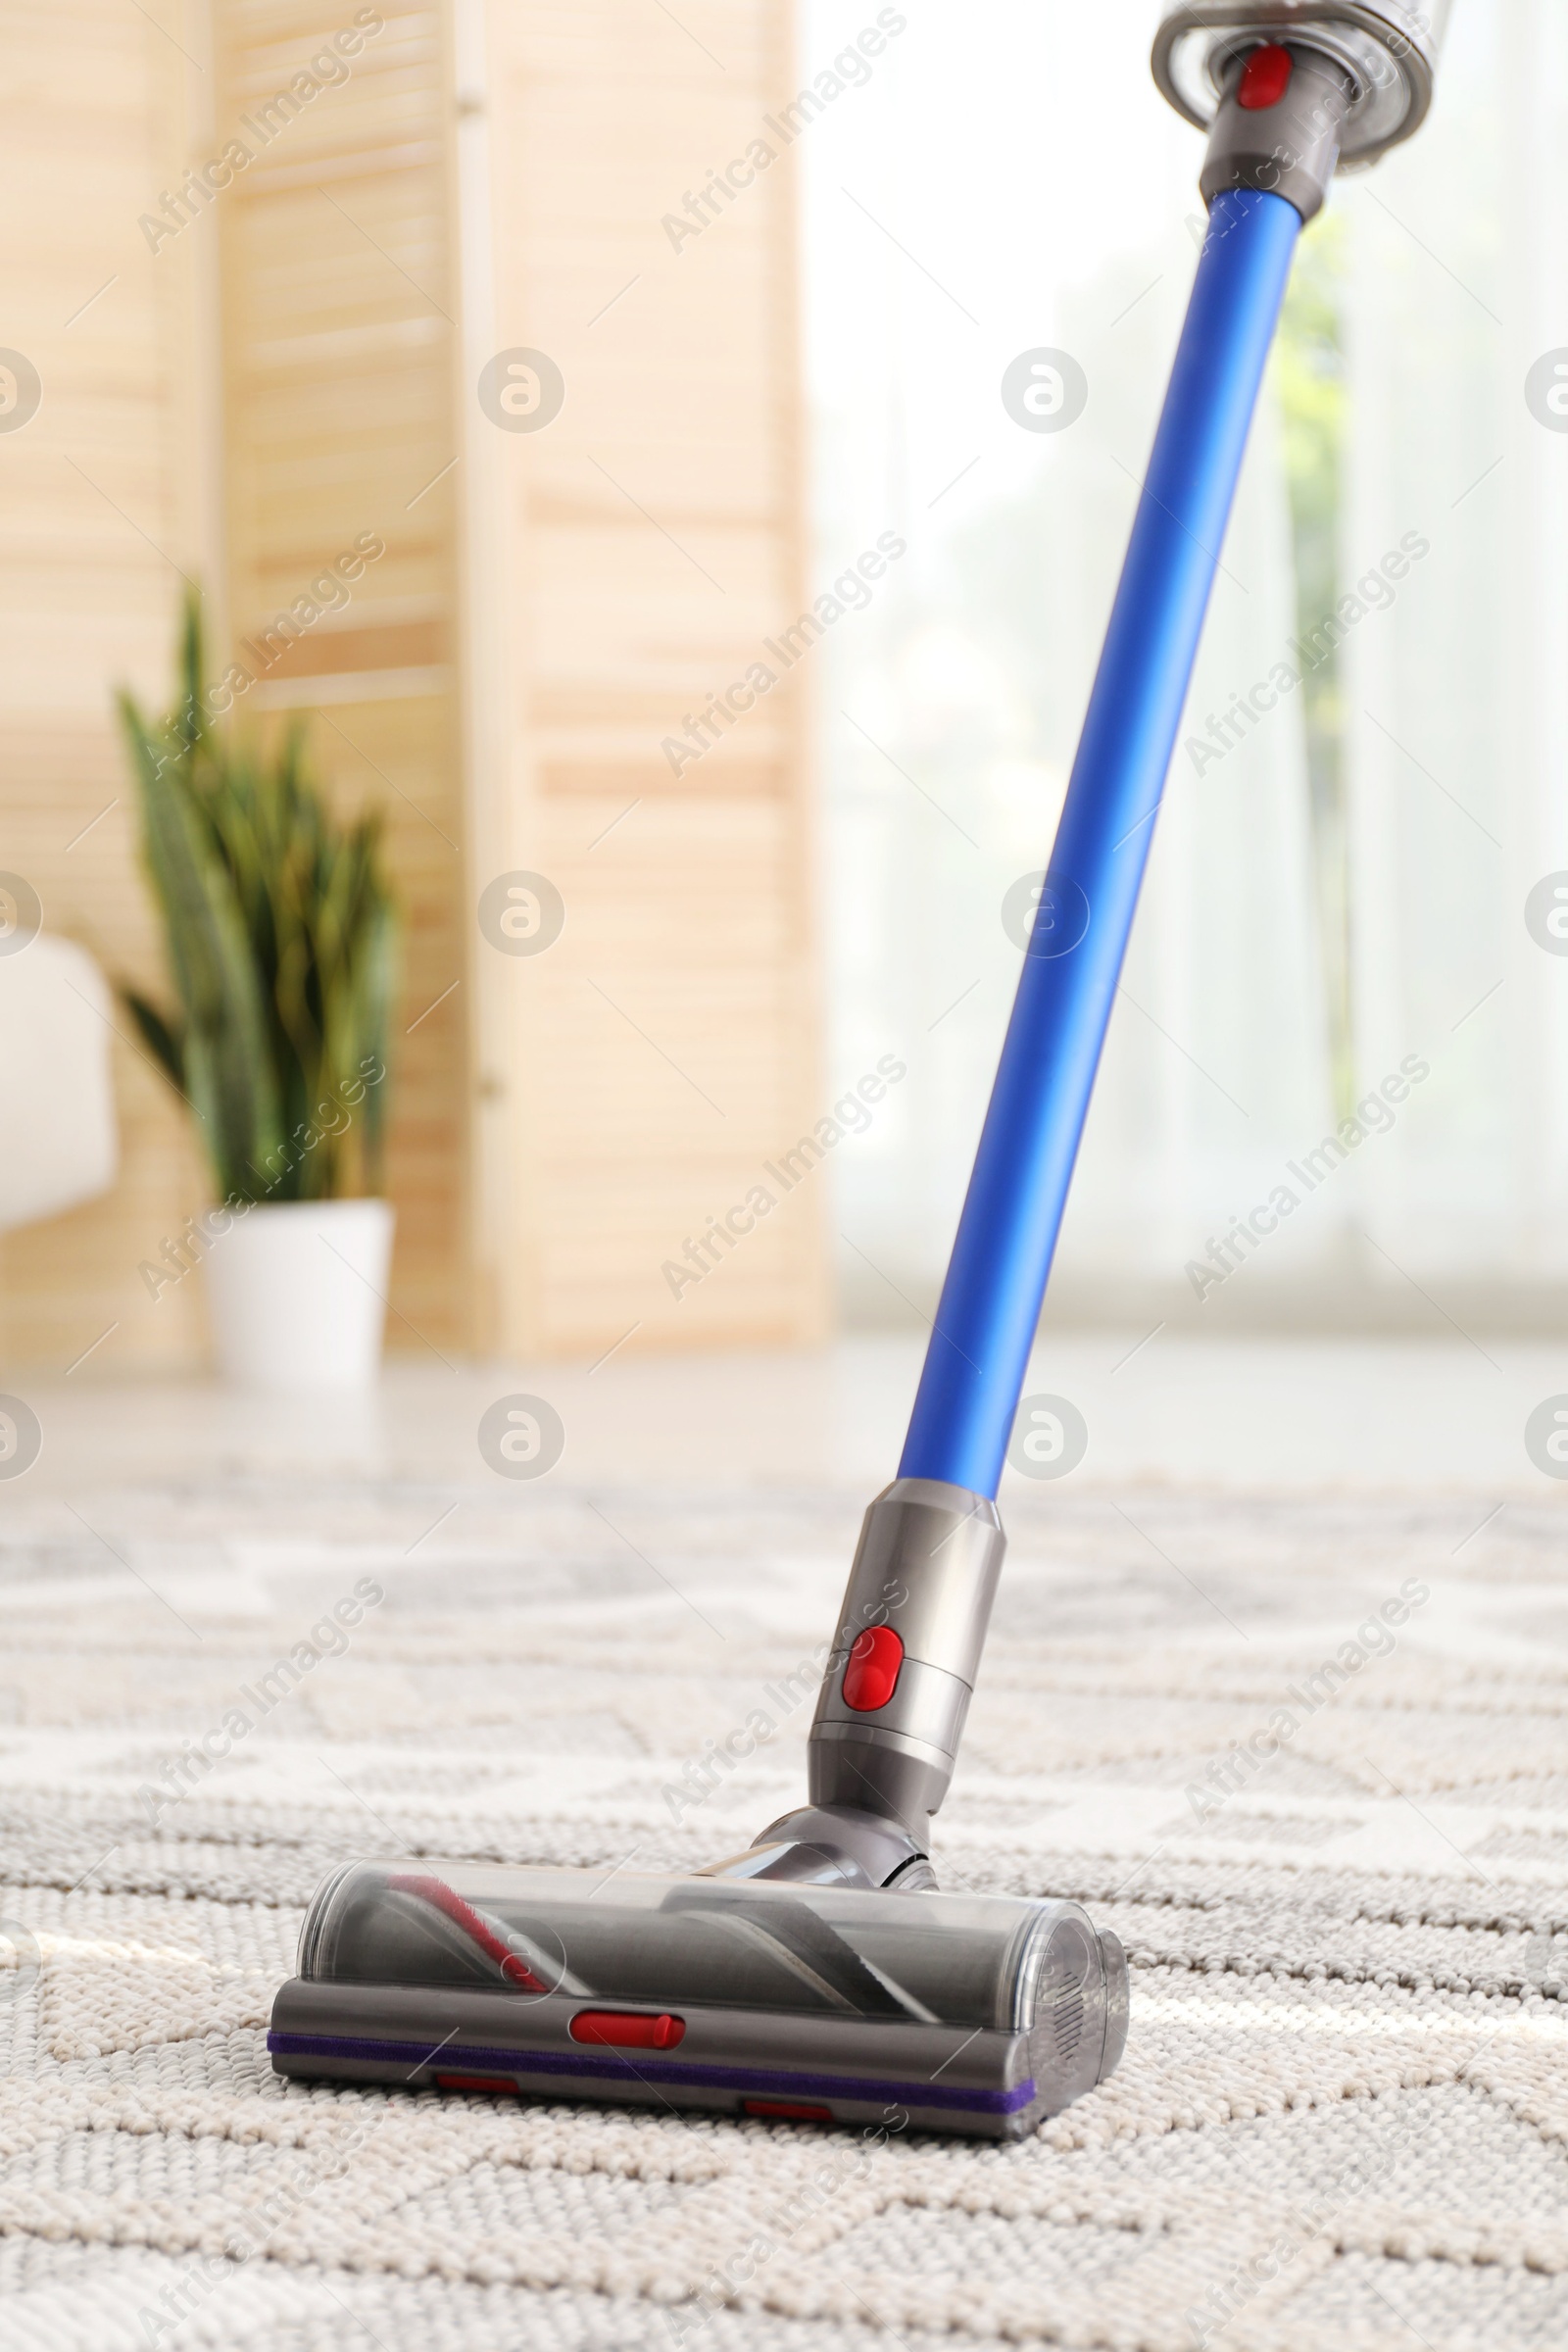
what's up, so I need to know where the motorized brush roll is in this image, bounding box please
[269,1859,1129,2138]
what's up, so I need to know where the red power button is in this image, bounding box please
[842,1625,904,1712]
[1238,44,1293,110]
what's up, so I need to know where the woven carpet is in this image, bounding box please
[3,1450,1568,2350]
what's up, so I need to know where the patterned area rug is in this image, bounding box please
[2,1454,1568,2350]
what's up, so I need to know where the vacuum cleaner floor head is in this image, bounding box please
[270,1860,1128,2140]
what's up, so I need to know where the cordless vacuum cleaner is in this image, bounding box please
[270,2,1447,2139]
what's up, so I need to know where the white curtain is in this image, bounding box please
[1345,0,1568,1289]
[806,0,1338,1312]
[808,0,1568,1323]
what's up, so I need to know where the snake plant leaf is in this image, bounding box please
[122,990,186,1096]
[118,684,287,1202]
[117,589,399,1205]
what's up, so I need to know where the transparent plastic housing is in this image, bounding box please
[299,1860,1072,2033]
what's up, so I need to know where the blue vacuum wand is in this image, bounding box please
[772,1,1449,1902]
[271,3,1447,2139]
[912,0,1448,1499]
[901,183,1304,1499]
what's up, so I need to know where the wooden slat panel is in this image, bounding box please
[0,0,824,1372]
[219,0,469,1349]
[466,0,827,1354]
[0,3,208,1374]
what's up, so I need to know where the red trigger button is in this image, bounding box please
[842,1625,904,1712]
[1238,44,1293,111]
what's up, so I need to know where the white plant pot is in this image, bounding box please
[202,1199,395,1391]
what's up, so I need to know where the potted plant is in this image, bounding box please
[119,593,400,1390]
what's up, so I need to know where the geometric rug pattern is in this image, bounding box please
[2,1462,1566,2348]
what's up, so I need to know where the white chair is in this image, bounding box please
[0,931,119,1233]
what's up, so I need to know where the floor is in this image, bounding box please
[1,1337,1567,2349]
[14,1327,1568,1494]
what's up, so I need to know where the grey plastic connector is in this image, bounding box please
[806,1477,1006,1855]
[1200,46,1354,223]
[1152,2,1449,171]
[706,1802,938,1892]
